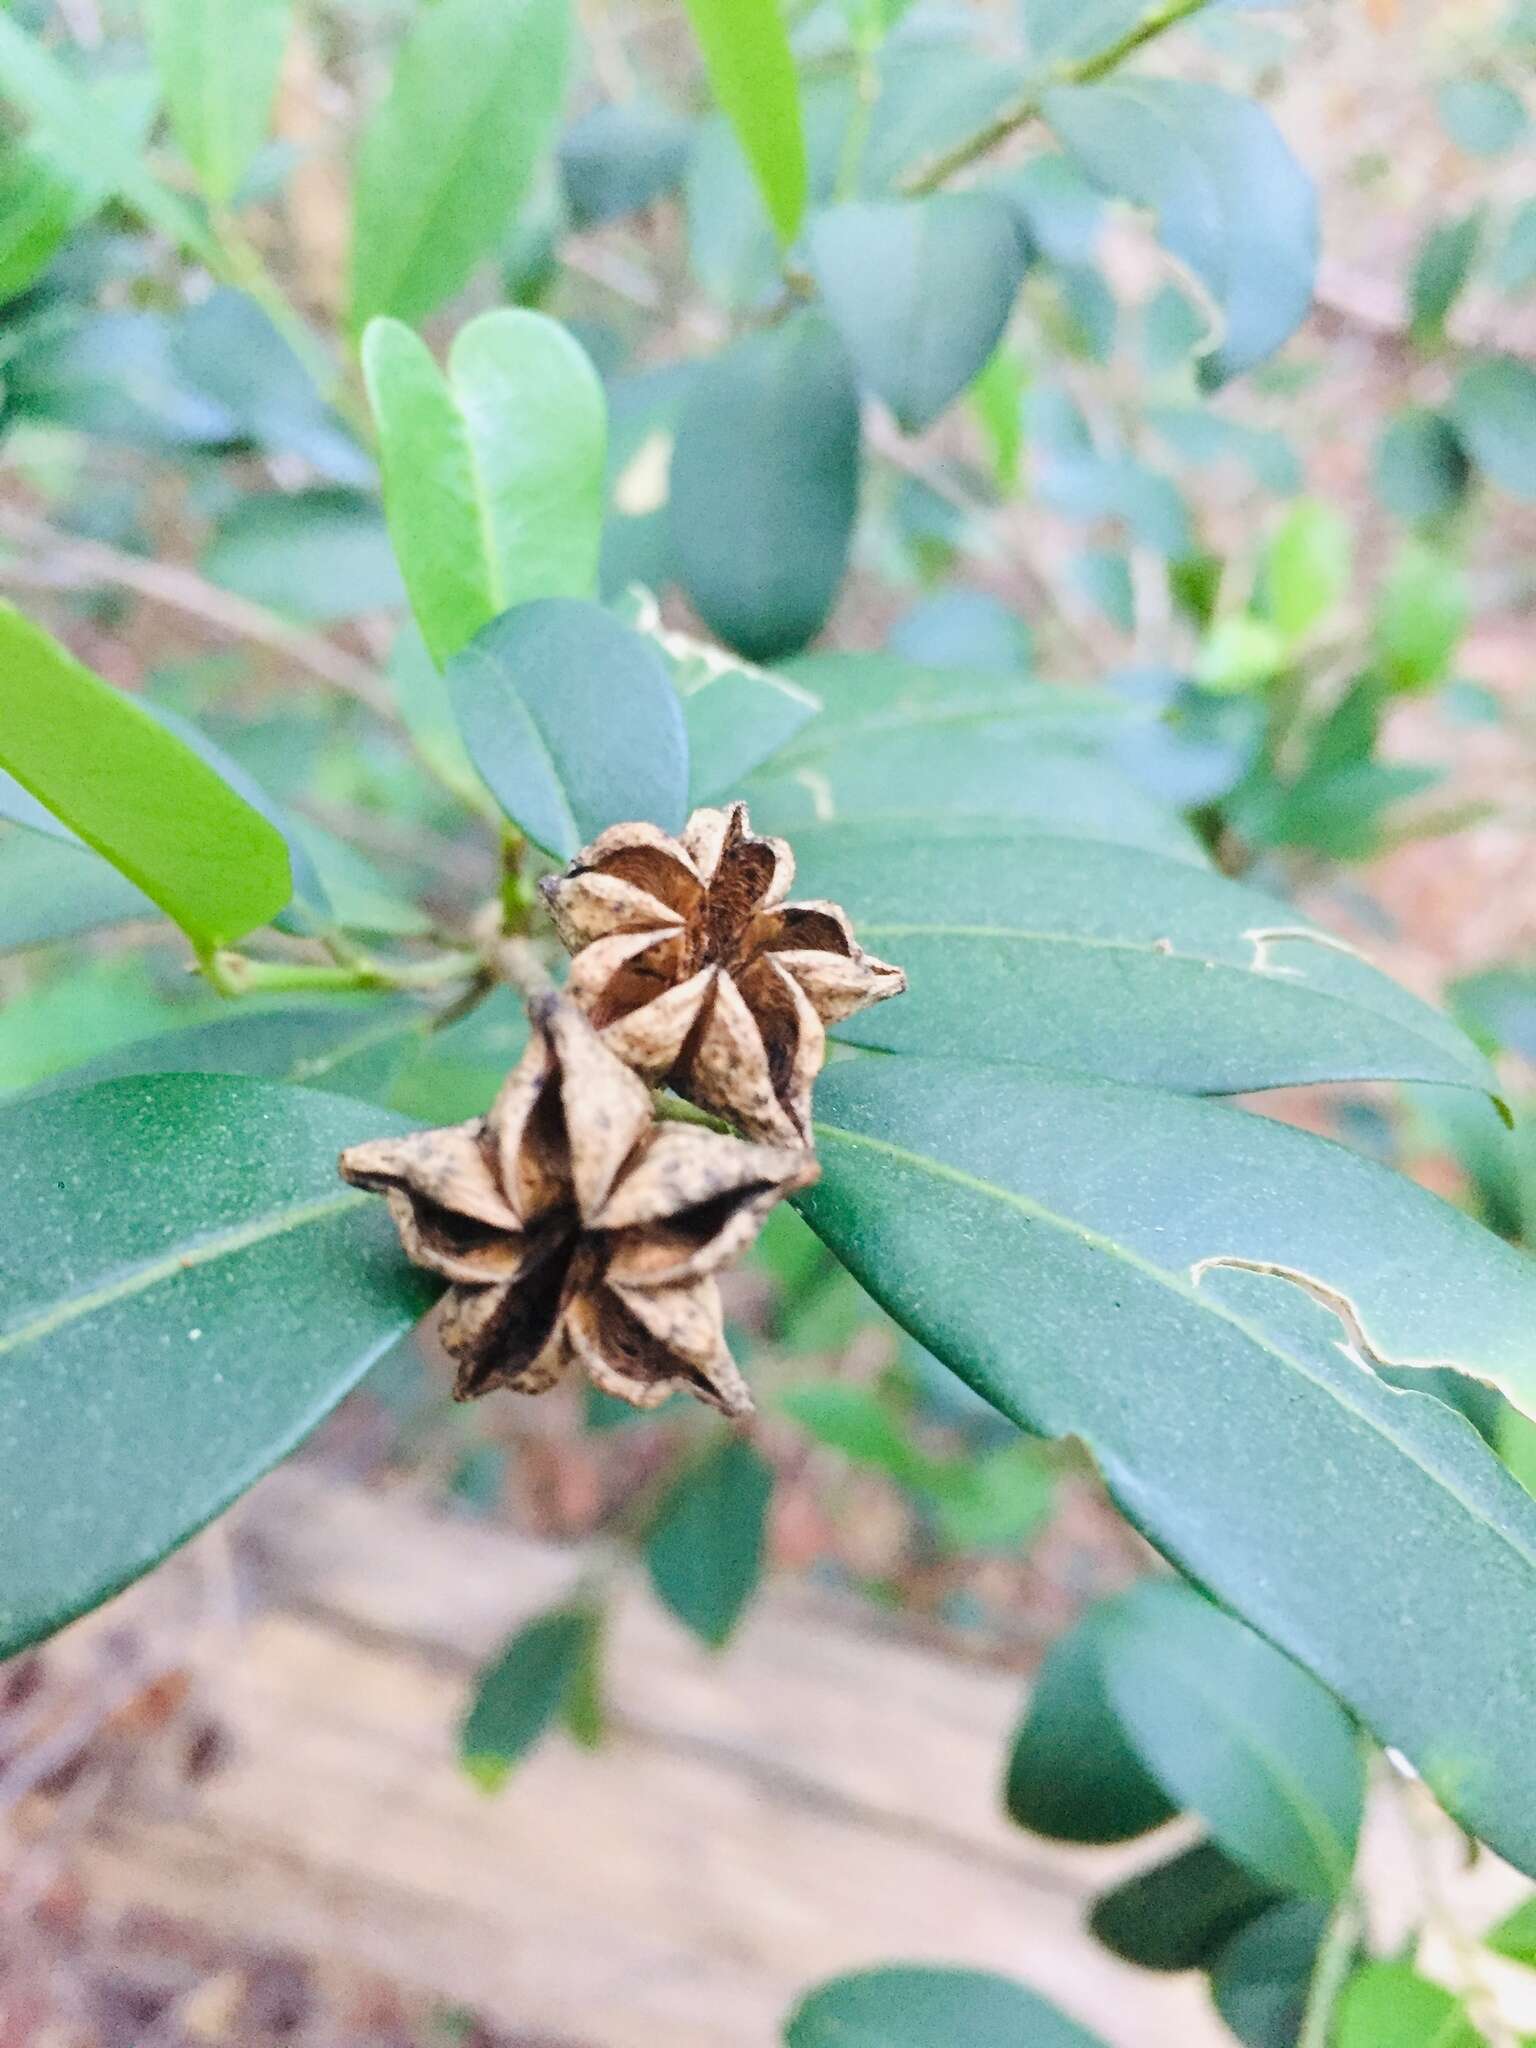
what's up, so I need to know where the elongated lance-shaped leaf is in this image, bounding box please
[350,0,570,328]
[0,15,219,266]
[786,822,1499,1102]
[364,312,606,665]
[800,1058,1536,1875]
[0,1075,441,1655]
[0,605,291,950]
[679,0,806,247]
[144,0,292,207]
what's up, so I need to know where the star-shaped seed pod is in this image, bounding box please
[541,802,906,1145]
[338,997,815,1416]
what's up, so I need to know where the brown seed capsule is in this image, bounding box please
[338,996,816,1416]
[541,802,906,1145]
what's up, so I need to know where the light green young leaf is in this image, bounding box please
[785,1966,1109,2047]
[0,139,78,302]
[680,0,806,246]
[0,15,218,266]
[1334,1961,1482,2048]
[144,0,292,207]
[447,598,688,859]
[350,0,570,329]
[0,1075,439,1656]
[0,605,290,950]
[1263,499,1352,643]
[1374,542,1467,693]
[800,1058,1536,1876]
[788,821,1496,1101]
[646,1435,774,1649]
[1044,79,1317,381]
[1099,1581,1364,1898]
[461,1606,598,1790]
[364,311,606,665]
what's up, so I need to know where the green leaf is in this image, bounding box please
[0,830,157,953]
[447,598,688,860]
[0,606,290,950]
[1004,1603,1179,1844]
[0,16,219,267]
[1090,1841,1279,1972]
[1452,357,1536,501]
[461,1606,597,1790]
[1438,77,1529,158]
[1409,211,1482,348]
[1195,614,1288,694]
[1496,199,1536,296]
[1335,1962,1482,2048]
[679,0,806,246]
[784,1966,1108,2047]
[202,489,403,624]
[741,663,1201,864]
[1209,1900,1332,2048]
[560,102,690,229]
[806,195,1027,433]
[1097,1581,1364,1898]
[646,1435,773,1649]
[387,624,492,811]
[364,311,606,667]
[785,822,1494,1099]
[20,1000,424,1107]
[679,656,822,804]
[1486,1892,1536,1965]
[0,957,203,1098]
[1044,80,1317,380]
[1021,0,1154,63]
[144,0,291,207]
[0,1074,439,1656]
[799,1058,1536,1874]
[349,0,570,329]
[1374,542,1467,693]
[1262,499,1352,643]
[1373,408,1471,527]
[670,314,860,663]
[0,138,80,302]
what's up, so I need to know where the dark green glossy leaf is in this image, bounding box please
[0,830,156,952]
[646,1434,773,1649]
[350,0,569,328]
[1044,80,1317,380]
[1004,1603,1178,1844]
[1409,211,1482,347]
[365,311,606,666]
[670,314,860,663]
[560,102,689,228]
[1452,357,1536,500]
[448,598,687,860]
[784,1966,1108,2047]
[461,1605,598,1791]
[1209,1901,1332,2048]
[0,606,291,950]
[0,958,202,1097]
[1374,408,1471,527]
[800,1058,1536,1875]
[1090,1841,1278,1971]
[1098,1582,1364,1898]
[20,1000,424,1106]
[787,821,1494,1098]
[676,655,821,803]
[742,661,1200,863]
[806,194,1027,432]
[0,1074,440,1655]
[679,0,805,245]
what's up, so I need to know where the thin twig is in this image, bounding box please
[0,503,393,715]
[900,0,1217,195]
[1297,1889,1362,2048]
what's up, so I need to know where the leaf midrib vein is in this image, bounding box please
[809,1120,1536,1576]
[0,1188,368,1357]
